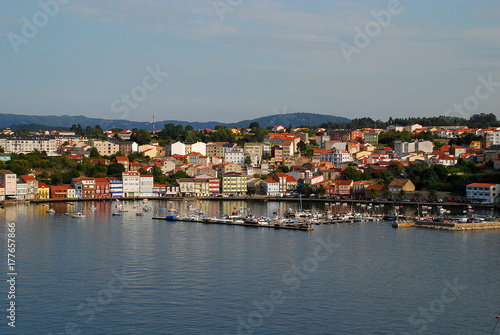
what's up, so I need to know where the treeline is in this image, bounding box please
[319,113,499,131]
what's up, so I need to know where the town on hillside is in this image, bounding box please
[0,117,499,204]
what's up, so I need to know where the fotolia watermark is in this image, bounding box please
[47,268,132,335]
[444,73,500,119]
[110,64,169,121]
[400,278,467,335]
[212,0,243,22]
[7,0,71,54]
[232,235,339,334]
[339,0,405,64]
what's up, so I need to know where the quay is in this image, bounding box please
[415,220,500,231]
[152,216,314,231]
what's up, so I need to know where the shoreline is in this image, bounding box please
[3,196,496,209]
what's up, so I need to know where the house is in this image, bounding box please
[16,178,28,200]
[466,183,500,203]
[266,178,280,196]
[0,170,16,198]
[107,177,123,197]
[449,145,466,157]
[94,140,120,156]
[153,184,166,196]
[139,175,154,196]
[335,180,354,197]
[37,182,50,199]
[388,179,415,194]
[0,153,11,161]
[178,178,195,196]
[122,171,140,196]
[95,178,110,198]
[81,178,96,199]
[71,178,82,198]
[21,175,38,200]
[50,186,67,199]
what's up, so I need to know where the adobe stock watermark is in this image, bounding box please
[400,278,467,335]
[110,64,169,121]
[212,0,243,22]
[339,0,405,64]
[231,235,339,335]
[7,0,71,54]
[47,268,132,335]
[444,73,500,119]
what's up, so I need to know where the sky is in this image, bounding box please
[1,0,499,124]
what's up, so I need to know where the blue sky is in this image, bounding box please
[1,0,499,124]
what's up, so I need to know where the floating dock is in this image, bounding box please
[152,216,314,231]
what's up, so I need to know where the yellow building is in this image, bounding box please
[470,141,481,149]
[37,182,50,199]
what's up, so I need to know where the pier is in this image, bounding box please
[152,216,314,231]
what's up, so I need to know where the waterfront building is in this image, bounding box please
[0,170,16,198]
[50,186,69,199]
[266,178,280,196]
[139,175,154,196]
[95,178,110,198]
[16,177,28,200]
[107,177,123,197]
[21,175,38,200]
[37,182,50,199]
[81,178,96,199]
[122,172,140,197]
[71,178,83,198]
[153,184,166,196]
[466,183,500,203]
[221,172,247,196]
[178,178,195,196]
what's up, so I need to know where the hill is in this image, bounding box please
[0,112,350,130]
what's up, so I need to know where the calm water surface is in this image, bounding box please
[1,200,499,334]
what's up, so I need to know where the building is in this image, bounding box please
[95,178,110,198]
[394,140,433,157]
[388,179,415,194]
[335,180,354,197]
[37,182,50,199]
[0,135,57,154]
[50,186,69,199]
[178,178,195,196]
[71,178,83,198]
[94,141,120,156]
[16,178,28,200]
[122,172,140,196]
[224,146,245,165]
[81,178,96,199]
[466,183,500,203]
[221,172,247,196]
[0,170,16,198]
[139,175,154,196]
[266,178,280,196]
[21,175,38,200]
[107,177,123,197]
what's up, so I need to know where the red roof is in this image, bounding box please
[267,178,278,183]
[467,183,497,187]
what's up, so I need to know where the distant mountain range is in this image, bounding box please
[0,112,350,130]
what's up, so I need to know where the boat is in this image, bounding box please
[119,208,129,212]
[47,208,55,214]
[165,215,177,221]
[68,202,76,205]
[72,212,85,219]
[89,205,97,211]
[158,208,167,211]
[112,212,123,216]
[136,212,145,216]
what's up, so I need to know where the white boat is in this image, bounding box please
[47,208,55,214]
[89,205,97,211]
[72,212,85,219]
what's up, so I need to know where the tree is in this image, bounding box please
[369,188,378,199]
[428,189,438,200]
[107,163,125,177]
[383,190,392,200]
[244,155,252,166]
[89,148,100,158]
[399,189,406,200]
